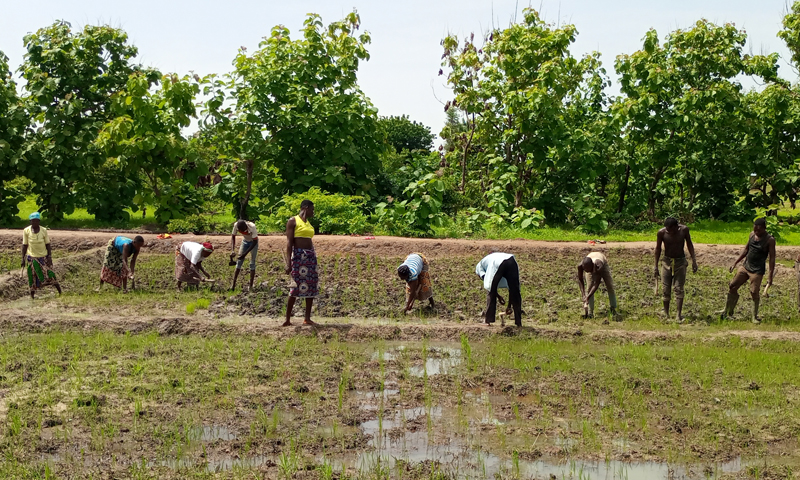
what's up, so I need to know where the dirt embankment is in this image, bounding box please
[2,308,800,344]
[2,229,800,264]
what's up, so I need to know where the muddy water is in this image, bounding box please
[341,343,748,479]
[152,343,750,478]
[347,389,746,479]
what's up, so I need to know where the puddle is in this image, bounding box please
[190,425,237,442]
[371,344,463,377]
[345,386,749,479]
[409,346,462,377]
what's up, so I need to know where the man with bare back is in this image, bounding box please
[654,217,698,322]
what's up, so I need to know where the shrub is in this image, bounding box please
[167,214,218,234]
[260,187,369,235]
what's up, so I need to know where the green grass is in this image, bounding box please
[434,219,800,245]
[0,330,799,478]
[12,195,800,245]
[11,197,236,232]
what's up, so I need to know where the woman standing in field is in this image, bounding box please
[175,241,215,291]
[397,253,435,314]
[97,235,144,293]
[283,200,318,326]
[21,212,62,299]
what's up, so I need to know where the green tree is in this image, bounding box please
[615,21,779,219]
[0,51,28,222]
[378,115,434,153]
[92,72,205,222]
[20,21,143,219]
[204,11,385,219]
[442,9,610,220]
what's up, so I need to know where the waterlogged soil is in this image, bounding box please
[1,331,800,479]
[2,235,800,478]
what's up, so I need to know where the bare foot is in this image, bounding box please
[303,320,317,326]
[281,320,292,327]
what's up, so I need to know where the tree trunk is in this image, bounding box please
[239,160,254,220]
[460,115,476,192]
[617,164,631,214]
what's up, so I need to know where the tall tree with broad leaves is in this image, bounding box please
[20,21,142,219]
[441,9,611,220]
[615,21,779,219]
[91,72,206,222]
[378,115,434,154]
[0,51,29,222]
[203,11,384,219]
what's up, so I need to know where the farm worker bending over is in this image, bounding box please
[475,252,522,326]
[21,212,62,299]
[577,252,617,318]
[654,217,698,322]
[397,253,435,313]
[230,219,259,291]
[283,200,318,327]
[175,241,215,291]
[97,235,145,294]
[720,218,775,323]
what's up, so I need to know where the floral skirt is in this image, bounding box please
[175,249,203,285]
[27,256,58,291]
[100,239,128,288]
[290,248,318,298]
[406,252,433,302]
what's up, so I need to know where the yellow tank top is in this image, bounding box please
[294,215,315,238]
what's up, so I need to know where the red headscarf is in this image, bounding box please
[202,242,214,252]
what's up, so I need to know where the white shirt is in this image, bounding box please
[232,221,258,242]
[180,242,205,266]
[475,253,514,291]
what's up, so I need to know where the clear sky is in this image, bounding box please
[0,0,794,139]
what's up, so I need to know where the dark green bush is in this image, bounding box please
[259,187,370,235]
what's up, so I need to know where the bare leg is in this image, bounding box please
[428,298,435,308]
[283,296,297,326]
[176,281,183,292]
[30,289,35,299]
[303,298,316,325]
[96,279,104,292]
[122,277,128,294]
[55,283,62,295]
[231,269,241,290]
[249,270,255,289]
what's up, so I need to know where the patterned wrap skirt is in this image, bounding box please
[290,247,318,298]
[100,239,128,288]
[27,256,58,291]
[175,248,203,285]
[406,252,433,302]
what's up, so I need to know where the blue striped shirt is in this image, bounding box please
[400,254,424,281]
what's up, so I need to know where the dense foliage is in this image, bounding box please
[3,7,800,236]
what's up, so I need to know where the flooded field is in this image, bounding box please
[1,331,799,479]
[2,240,800,478]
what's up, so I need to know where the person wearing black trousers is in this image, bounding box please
[475,252,522,326]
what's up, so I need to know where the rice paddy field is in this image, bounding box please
[1,231,800,479]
